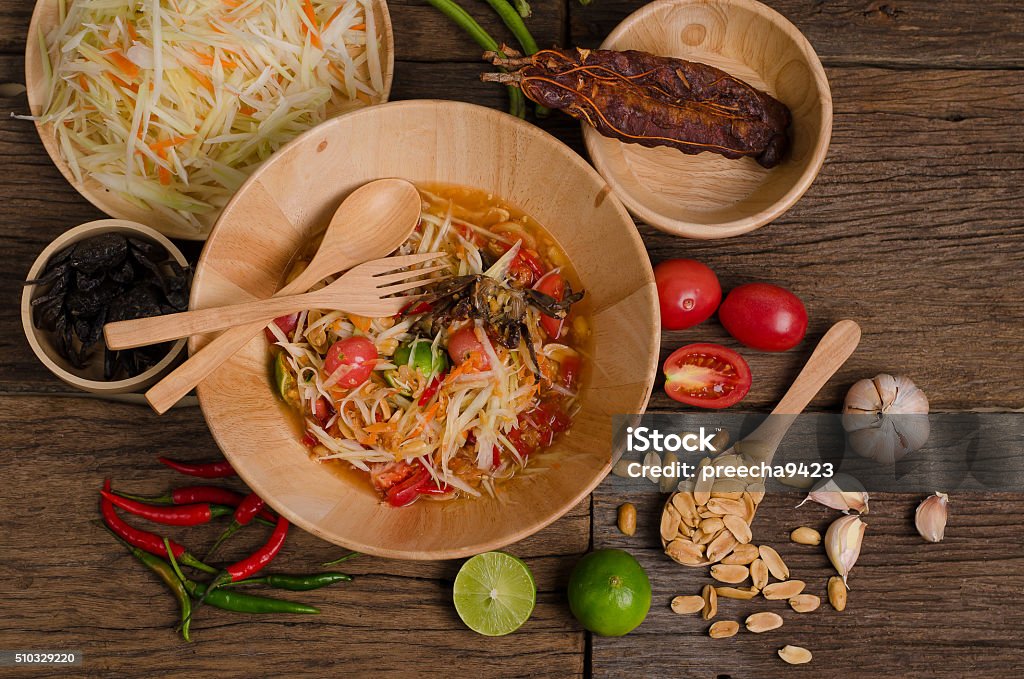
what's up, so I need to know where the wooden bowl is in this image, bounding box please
[192,100,659,559]
[585,0,832,239]
[21,220,188,394]
[24,0,395,241]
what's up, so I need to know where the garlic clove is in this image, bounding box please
[915,492,949,543]
[825,514,866,585]
[797,474,869,514]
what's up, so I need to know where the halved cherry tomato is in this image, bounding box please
[324,336,378,388]
[264,313,299,342]
[371,461,416,494]
[509,399,571,458]
[559,354,582,390]
[447,326,490,368]
[654,259,721,330]
[535,272,566,339]
[663,343,752,409]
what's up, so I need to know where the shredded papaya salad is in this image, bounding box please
[268,185,590,507]
[33,0,386,234]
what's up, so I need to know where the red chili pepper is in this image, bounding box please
[157,457,237,478]
[101,490,234,526]
[204,492,267,561]
[99,481,216,574]
[385,468,448,507]
[114,486,276,523]
[418,374,445,406]
[398,300,434,316]
[225,517,290,582]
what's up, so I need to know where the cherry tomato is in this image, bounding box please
[663,343,752,409]
[371,461,417,494]
[384,467,447,507]
[447,326,489,368]
[560,354,582,390]
[264,313,299,342]
[313,396,333,426]
[512,400,572,456]
[324,336,378,388]
[535,272,566,339]
[654,259,721,330]
[719,283,808,351]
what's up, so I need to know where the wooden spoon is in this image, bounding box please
[142,178,421,414]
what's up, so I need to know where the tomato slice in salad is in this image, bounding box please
[384,467,448,507]
[264,313,299,342]
[535,272,566,339]
[662,343,752,409]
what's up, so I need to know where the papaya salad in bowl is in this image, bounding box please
[191,100,658,559]
[268,185,589,507]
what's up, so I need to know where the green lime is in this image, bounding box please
[567,549,651,636]
[453,552,536,636]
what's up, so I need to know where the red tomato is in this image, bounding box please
[313,396,333,426]
[663,343,752,409]
[719,283,808,351]
[559,354,582,390]
[384,467,447,507]
[654,259,721,330]
[447,326,489,368]
[324,336,378,388]
[535,272,566,339]
[264,313,299,342]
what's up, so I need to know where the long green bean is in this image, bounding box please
[478,0,549,117]
[423,0,526,118]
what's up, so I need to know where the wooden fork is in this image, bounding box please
[104,253,446,350]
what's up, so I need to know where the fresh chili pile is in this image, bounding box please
[99,456,356,642]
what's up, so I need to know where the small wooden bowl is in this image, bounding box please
[585,0,832,239]
[21,220,188,394]
[192,100,660,560]
[24,0,395,241]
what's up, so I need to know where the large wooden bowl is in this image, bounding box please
[24,0,394,241]
[585,0,832,239]
[192,100,659,560]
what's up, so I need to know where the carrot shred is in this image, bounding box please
[155,148,172,185]
[350,23,365,30]
[77,74,89,92]
[301,0,323,50]
[107,51,140,79]
[349,314,372,333]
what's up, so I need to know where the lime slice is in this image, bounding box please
[453,552,536,636]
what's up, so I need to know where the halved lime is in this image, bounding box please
[453,552,536,636]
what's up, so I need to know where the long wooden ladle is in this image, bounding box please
[142,178,422,414]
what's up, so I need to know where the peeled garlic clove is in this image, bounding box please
[796,474,869,514]
[825,514,866,585]
[842,374,930,464]
[915,492,949,543]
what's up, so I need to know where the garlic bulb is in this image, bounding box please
[797,473,869,514]
[915,492,949,543]
[842,374,930,464]
[825,514,866,585]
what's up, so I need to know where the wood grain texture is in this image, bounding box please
[592,482,1024,678]
[0,396,587,676]
[570,0,1024,68]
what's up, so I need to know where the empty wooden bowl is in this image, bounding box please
[585,0,832,239]
[21,219,188,394]
[192,100,659,559]
[24,0,394,241]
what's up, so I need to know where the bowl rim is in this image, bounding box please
[192,99,660,559]
[21,219,188,394]
[23,0,396,242]
[584,0,834,240]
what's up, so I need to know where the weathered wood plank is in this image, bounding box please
[0,396,587,676]
[4,60,1022,410]
[591,484,1024,677]
[570,0,1024,68]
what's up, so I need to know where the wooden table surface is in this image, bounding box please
[2,0,1022,677]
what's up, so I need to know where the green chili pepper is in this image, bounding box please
[394,339,448,377]
[182,580,320,615]
[121,538,192,642]
[322,552,360,567]
[222,572,352,591]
